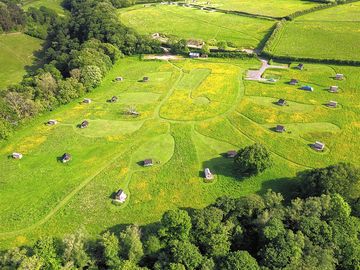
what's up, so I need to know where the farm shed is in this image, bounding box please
[61,153,72,163]
[143,159,153,167]
[312,141,325,151]
[83,98,92,104]
[115,189,127,203]
[227,150,237,158]
[335,74,344,80]
[329,86,339,93]
[204,168,214,180]
[296,63,304,70]
[12,152,23,159]
[276,125,286,133]
[47,119,58,125]
[289,79,299,85]
[327,101,338,108]
[277,99,287,106]
[80,120,89,128]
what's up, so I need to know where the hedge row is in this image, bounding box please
[208,51,255,58]
[261,19,286,54]
[285,3,336,20]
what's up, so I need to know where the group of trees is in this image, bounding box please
[0,0,26,32]
[0,0,162,140]
[1,162,360,269]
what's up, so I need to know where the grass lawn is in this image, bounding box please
[0,57,359,248]
[118,4,275,49]
[23,0,65,15]
[192,0,320,17]
[0,33,42,91]
[267,2,360,61]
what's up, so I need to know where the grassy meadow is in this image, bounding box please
[0,33,42,91]
[1,56,360,248]
[191,0,320,17]
[23,0,65,15]
[267,2,360,61]
[118,4,275,49]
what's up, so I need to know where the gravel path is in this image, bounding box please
[246,58,288,81]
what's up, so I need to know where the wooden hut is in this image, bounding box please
[335,74,344,80]
[143,159,153,167]
[61,153,72,163]
[312,141,325,151]
[277,99,287,106]
[204,168,214,180]
[114,189,127,203]
[227,150,237,158]
[12,152,23,159]
[47,119,58,126]
[83,98,92,104]
[80,120,89,129]
[296,63,304,70]
[327,101,338,108]
[289,79,299,85]
[276,125,286,133]
[143,76,149,82]
[115,77,123,81]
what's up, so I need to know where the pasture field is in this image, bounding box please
[0,33,42,91]
[192,0,320,17]
[23,0,65,15]
[1,57,360,248]
[267,2,360,61]
[118,4,275,49]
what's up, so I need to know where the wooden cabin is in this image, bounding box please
[12,152,23,159]
[277,99,287,106]
[312,141,325,151]
[204,168,214,180]
[47,119,58,126]
[327,101,338,108]
[114,189,127,203]
[80,120,89,129]
[61,153,72,163]
[143,159,153,167]
[83,98,92,104]
[276,125,286,133]
[329,86,339,93]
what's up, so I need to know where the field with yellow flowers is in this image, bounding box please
[0,56,359,248]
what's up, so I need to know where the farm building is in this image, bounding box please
[227,150,237,158]
[115,77,123,81]
[12,152,23,159]
[289,79,299,85]
[277,99,287,106]
[276,125,286,133]
[114,189,127,203]
[47,119,58,126]
[301,86,314,91]
[83,98,92,104]
[296,63,304,70]
[61,153,71,163]
[143,159,153,167]
[312,141,325,151]
[143,76,149,82]
[335,74,344,80]
[204,168,214,180]
[189,52,200,58]
[329,86,339,93]
[109,96,118,103]
[80,120,89,128]
[327,101,338,108]
[187,39,205,49]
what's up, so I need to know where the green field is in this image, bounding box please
[267,2,360,61]
[118,4,275,49]
[0,33,42,91]
[192,0,320,17]
[1,56,359,248]
[23,0,65,15]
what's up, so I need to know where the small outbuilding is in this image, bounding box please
[289,79,299,85]
[335,74,344,80]
[47,119,58,126]
[80,120,89,129]
[276,125,286,133]
[204,168,214,180]
[312,141,325,151]
[115,77,123,81]
[114,189,127,203]
[83,98,92,104]
[296,63,304,70]
[109,96,118,103]
[329,86,339,93]
[61,153,72,163]
[301,86,314,91]
[143,159,153,167]
[327,101,338,108]
[12,152,23,159]
[227,150,237,158]
[277,99,287,106]
[143,76,149,82]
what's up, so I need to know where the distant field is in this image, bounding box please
[1,56,360,248]
[118,5,275,49]
[267,2,360,61]
[194,0,320,17]
[23,0,65,15]
[0,33,42,90]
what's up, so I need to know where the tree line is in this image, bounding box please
[0,160,359,269]
[0,0,162,140]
